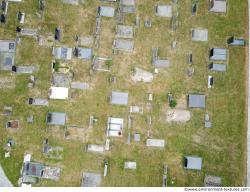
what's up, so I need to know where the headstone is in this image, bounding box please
[187,67,194,77]
[156,5,173,17]
[172,41,177,49]
[30,75,35,82]
[0,13,6,24]
[55,27,61,41]
[127,132,131,144]
[28,82,34,88]
[37,35,44,46]
[227,36,245,46]
[87,144,104,153]
[192,3,197,16]
[23,154,31,163]
[81,172,102,187]
[3,106,12,116]
[116,9,124,24]
[43,138,50,154]
[204,175,222,187]
[16,37,21,44]
[71,82,90,90]
[62,0,79,5]
[146,139,165,148]
[128,116,132,129]
[188,51,193,64]
[17,11,25,24]
[205,113,212,128]
[208,75,213,88]
[162,165,168,187]
[27,115,34,123]
[171,16,177,32]
[147,116,152,125]
[39,0,45,11]
[205,114,210,121]
[103,160,108,177]
[124,161,136,170]
[5,152,10,158]
[7,139,14,147]
[105,139,110,150]
[95,16,101,36]
[13,65,38,74]
[109,75,116,84]
[44,138,49,145]
[16,26,22,32]
[168,93,173,103]
[130,106,143,114]
[113,39,134,53]
[135,15,140,27]
[144,19,152,28]
[134,133,140,142]
[89,116,94,127]
[147,130,151,137]
[20,28,38,36]
[1,1,7,13]
[148,93,153,101]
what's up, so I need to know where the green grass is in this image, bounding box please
[0,0,248,187]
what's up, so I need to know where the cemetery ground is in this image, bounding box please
[0,0,248,187]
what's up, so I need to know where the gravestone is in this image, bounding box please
[187,67,194,77]
[192,3,197,16]
[135,15,140,27]
[144,19,152,28]
[27,115,34,123]
[127,132,131,144]
[134,133,140,142]
[188,51,192,64]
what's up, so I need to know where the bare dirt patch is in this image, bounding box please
[65,126,91,142]
[166,109,191,123]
